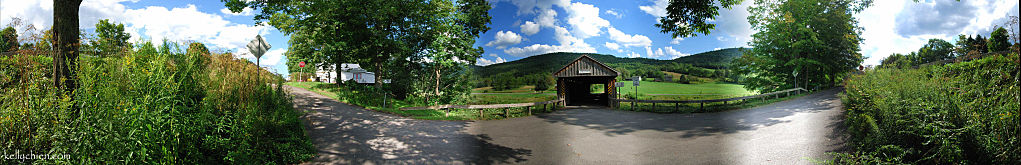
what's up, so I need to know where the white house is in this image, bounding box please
[313,63,376,84]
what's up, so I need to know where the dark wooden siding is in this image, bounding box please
[554,56,618,77]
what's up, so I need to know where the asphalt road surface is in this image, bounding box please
[287,86,847,165]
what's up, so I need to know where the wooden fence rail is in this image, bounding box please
[400,98,566,118]
[616,88,808,111]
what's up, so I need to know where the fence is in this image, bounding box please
[400,98,566,118]
[615,88,808,111]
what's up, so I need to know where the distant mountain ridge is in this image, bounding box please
[475,47,746,77]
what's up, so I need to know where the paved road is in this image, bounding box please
[287,86,847,165]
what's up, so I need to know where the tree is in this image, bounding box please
[916,38,954,64]
[736,0,870,92]
[225,0,492,103]
[53,0,83,94]
[655,0,743,38]
[533,74,552,92]
[988,27,1010,52]
[0,27,17,52]
[93,19,132,57]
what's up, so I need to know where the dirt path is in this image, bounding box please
[288,86,847,164]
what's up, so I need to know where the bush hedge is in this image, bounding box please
[833,52,1019,164]
[1,42,313,164]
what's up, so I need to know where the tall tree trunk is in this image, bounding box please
[434,66,441,98]
[53,0,82,94]
[374,61,383,88]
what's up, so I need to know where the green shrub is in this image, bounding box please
[838,53,1019,164]
[1,42,313,164]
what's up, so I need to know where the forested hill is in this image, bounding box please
[475,48,746,77]
[474,52,668,76]
[671,47,747,69]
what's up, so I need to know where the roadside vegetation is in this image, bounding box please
[1,20,313,164]
[833,52,1019,164]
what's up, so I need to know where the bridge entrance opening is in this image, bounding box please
[553,55,619,107]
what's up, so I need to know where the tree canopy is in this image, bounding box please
[655,0,743,38]
[987,27,1010,52]
[0,27,17,52]
[735,0,871,92]
[91,19,131,57]
[223,0,492,103]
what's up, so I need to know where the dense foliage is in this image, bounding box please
[225,0,491,106]
[834,53,1019,164]
[736,0,870,92]
[654,0,743,38]
[880,39,956,68]
[1,42,313,164]
[0,27,16,52]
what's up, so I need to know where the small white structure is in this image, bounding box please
[338,63,375,84]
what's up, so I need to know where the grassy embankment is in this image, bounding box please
[829,52,1018,164]
[1,43,314,164]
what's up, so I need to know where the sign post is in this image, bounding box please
[247,35,271,67]
[631,76,640,100]
[299,61,306,82]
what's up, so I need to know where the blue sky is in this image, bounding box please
[1,0,1018,76]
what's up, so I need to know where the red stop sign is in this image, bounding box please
[299,61,306,67]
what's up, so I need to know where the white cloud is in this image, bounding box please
[645,46,688,59]
[639,0,668,18]
[662,46,689,59]
[670,37,684,44]
[520,21,540,35]
[607,27,652,47]
[626,51,641,58]
[220,7,254,16]
[605,9,622,18]
[123,5,269,51]
[485,31,523,49]
[1,0,274,65]
[565,2,610,39]
[713,0,754,47]
[504,43,595,57]
[535,9,559,27]
[604,42,621,52]
[476,56,507,66]
[239,48,286,66]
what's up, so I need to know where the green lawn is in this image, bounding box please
[615,81,756,100]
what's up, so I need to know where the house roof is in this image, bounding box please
[552,55,619,78]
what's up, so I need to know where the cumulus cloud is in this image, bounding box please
[123,5,269,51]
[639,0,668,18]
[626,51,641,58]
[504,43,595,57]
[605,9,622,18]
[476,56,507,66]
[604,42,621,52]
[239,48,286,66]
[896,0,978,36]
[220,7,254,16]
[520,21,540,35]
[485,31,523,49]
[565,2,610,38]
[607,27,652,47]
[645,46,688,59]
[670,37,684,44]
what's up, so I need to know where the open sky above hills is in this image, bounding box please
[1,0,1017,76]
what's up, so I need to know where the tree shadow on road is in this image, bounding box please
[288,86,531,164]
[535,88,844,139]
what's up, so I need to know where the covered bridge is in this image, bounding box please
[553,55,619,107]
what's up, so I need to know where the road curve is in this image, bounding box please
[287,86,847,165]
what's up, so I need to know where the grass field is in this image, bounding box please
[616,81,756,100]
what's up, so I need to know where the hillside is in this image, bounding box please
[475,48,745,77]
[671,48,747,69]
